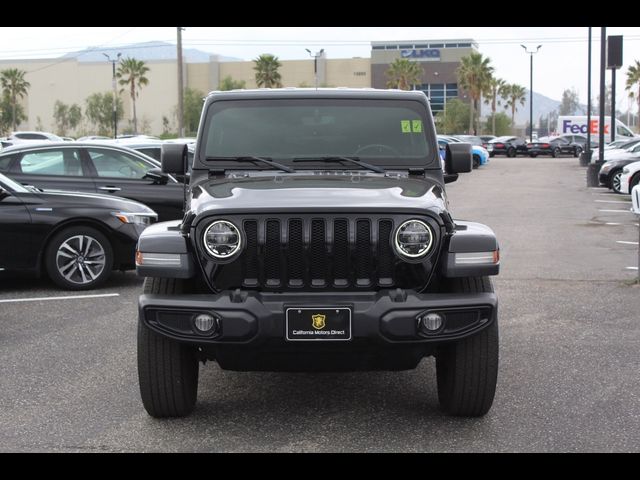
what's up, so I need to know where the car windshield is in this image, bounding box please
[201,98,434,169]
[0,172,29,193]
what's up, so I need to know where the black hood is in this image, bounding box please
[189,173,448,220]
[32,188,156,214]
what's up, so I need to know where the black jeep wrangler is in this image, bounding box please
[135,89,500,418]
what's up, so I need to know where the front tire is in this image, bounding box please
[574,146,583,157]
[610,169,623,194]
[552,147,560,158]
[436,277,499,417]
[507,147,516,158]
[45,226,113,290]
[138,277,199,418]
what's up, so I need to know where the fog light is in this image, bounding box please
[193,313,219,334]
[418,312,443,332]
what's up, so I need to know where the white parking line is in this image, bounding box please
[595,200,632,204]
[598,209,632,213]
[616,241,639,245]
[0,293,120,304]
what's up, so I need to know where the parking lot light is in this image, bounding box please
[521,45,542,143]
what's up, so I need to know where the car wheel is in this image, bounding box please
[610,169,623,194]
[45,226,113,290]
[138,277,199,418]
[574,146,583,157]
[472,154,480,169]
[630,172,640,193]
[507,147,516,158]
[552,147,560,158]
[436,276,499,417]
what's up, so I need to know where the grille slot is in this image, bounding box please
[333,219,349,287]
[355,220,372,287]
[309,219,327,287]
[242,220,259,287]
[377,220,394,287]
[287,219,304,287]
[264,220,281,287]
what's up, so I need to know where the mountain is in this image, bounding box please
[481,89,564,126]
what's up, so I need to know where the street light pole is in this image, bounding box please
[177,27,185,137]
[521,45,541,142]
[103,53,121,138]
[305,48,324,89]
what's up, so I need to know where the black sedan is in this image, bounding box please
[0,173,156,290]
[0,142,185,221]
[599,158,640,193]
[486,136,529,157]
[526,136,583,158]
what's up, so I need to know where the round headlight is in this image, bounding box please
[203,220,242,259]
[394,220,433,259]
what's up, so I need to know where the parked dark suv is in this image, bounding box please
[135,89,501,418]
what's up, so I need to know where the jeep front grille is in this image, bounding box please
[199,214,440,292]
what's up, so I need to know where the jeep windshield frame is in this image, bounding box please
[195,96,438,174]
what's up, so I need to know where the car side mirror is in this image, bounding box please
[144,167,169,185]
[445,142,472,174]
[161,143,188,175]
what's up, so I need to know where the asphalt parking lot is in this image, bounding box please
[1,156,639,452]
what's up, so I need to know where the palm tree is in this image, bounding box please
[625,60,640,129]
[116,57,150,134]
[0,68,30,131]
[385,58,423,90]
[484,77,507,135]
[253,54,283,88]
[457,52,494,135]
[504,84,527,127]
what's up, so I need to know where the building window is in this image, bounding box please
[430,43,444,48]
[457,43,472,47]
[353,71,367,76]
[416,82,459,113]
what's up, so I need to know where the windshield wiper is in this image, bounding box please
[292,156,385,174]
[205,155,295,173]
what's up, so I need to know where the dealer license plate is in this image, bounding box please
[286,307,352,341]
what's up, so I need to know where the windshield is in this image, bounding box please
[0,172,29,193]
[201,98,434,169]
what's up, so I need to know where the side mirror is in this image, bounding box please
[445,142,472,174]
[632,185,640,215]
[144,167,169,185]
[161,143,188,175]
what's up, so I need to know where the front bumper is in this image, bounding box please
[139,289,497,371]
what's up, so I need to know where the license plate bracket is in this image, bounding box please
[285,307,352,341]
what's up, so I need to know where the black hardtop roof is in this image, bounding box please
[205,88,429,103]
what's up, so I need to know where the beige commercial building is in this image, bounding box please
[0,40,473,136]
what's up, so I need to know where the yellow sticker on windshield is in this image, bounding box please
[412,120,422,133]
[401,120,411,133]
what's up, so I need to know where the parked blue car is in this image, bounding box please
[437,135,489,169]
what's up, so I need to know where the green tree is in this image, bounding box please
[253,54,283,88]
[53,101,82,136]
[0,68,30,131]
[559,88,580,115]
[482,112,512,136]
[219,75,246,91]
[504,83,527,127]
[85,92,123,137]
[457,52,494,135]
[484,77,507,135]
[0,95,26,135]
[385,58,423,91]
[625,60,640,125]
[434,99,470,135]
[116,57,150,134]
[183,87,205,135]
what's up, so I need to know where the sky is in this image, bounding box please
[1,27,639,109]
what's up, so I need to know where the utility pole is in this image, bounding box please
[586,27,592,163]
[177,27,185,137]
[103,52,121,138]
[521,45,542,143]
[598,27,606,163]
[305,48,324,89]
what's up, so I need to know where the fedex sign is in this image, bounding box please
[562,119,609,135]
